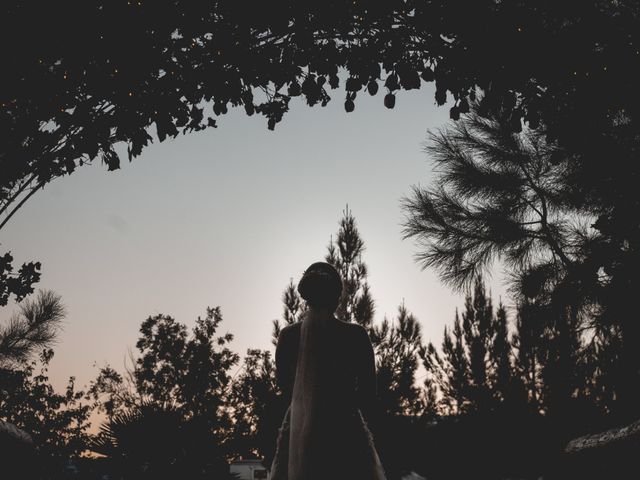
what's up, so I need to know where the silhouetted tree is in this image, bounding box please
[0,289,64,367]
[579,323,623,417]
[370,303,424,417]
[91,404,235,480]
[271,279,303,347]
[271,207,375,335]
[403,103,586,291]
[325,206,375,328]
[511,300,546,414]
[90,306,239,477]
[0,348,92,474]
[490,302,513,404]
[424,277,525,415]
[402,103,632,415]
[461,277,494,412]
[423,310,470,415]
[227,349,285,467]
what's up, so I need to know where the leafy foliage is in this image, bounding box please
[0,349,92,470]
[89,306,239,477]
[91,405,233,479]
[227,349,285,467]
[6,1,636,233]
[0,252,41,307]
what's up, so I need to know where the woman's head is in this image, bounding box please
[297,262,342,312]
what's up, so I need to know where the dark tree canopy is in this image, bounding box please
[2,1,640,227]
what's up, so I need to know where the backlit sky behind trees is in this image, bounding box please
[2,83,506,391]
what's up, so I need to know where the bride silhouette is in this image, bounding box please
[270,262,387,480]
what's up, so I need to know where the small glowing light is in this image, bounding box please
[517,26,522,32]
[128,92,133,97]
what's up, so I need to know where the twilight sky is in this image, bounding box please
[1,83,506,393]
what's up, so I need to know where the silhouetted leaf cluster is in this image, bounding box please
[0,349,92,474]
[0,252,41,306]
[3,0,638,233]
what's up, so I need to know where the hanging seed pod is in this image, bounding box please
[384,93,396,109]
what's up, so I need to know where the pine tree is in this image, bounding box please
[271,207,375,341]
[371,303,425,416]
[461,277,494,411]
[402,100,632,416]
[271,279,303,347]
[512,301,545,413]
[489,302,513,404]
[423,310,471,415]
[424,277,523,415]
[325,206,375,328]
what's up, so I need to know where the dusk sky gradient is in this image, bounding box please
[1,83,507,396]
